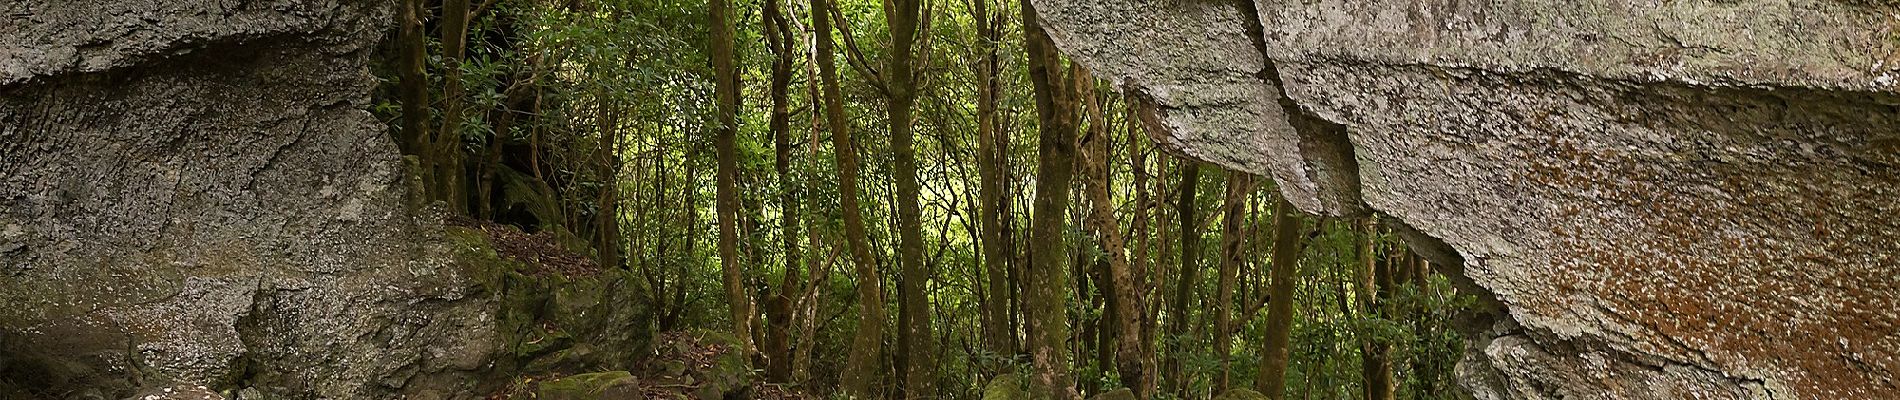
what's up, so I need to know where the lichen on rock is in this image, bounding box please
[0,0,640,397]
[1030,0,1900,398]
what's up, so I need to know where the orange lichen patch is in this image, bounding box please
[1519,115,1900,398]
[1279,58,1897,398]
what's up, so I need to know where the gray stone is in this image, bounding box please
[1089,388,1136,400]
[1212,388,1267,400]
[1034,0,1899,398]
[1,0,499,398]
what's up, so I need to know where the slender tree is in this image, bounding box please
[710,0,756,356]
[1254,198,1307,399]
[971,0,1016,361]
[816,0,889,395]
[594,95,624,270]
[1212,173,1254,390]
[437,0,472,212]
[397,0,430,175]
[881,0,937,395]
[1163,161,1202,395]
[1126,95,1162,399]
[1021,2,1082,397]
[1079,71,1155,399]
[1359,221,1396,400]
[762,0,801,382]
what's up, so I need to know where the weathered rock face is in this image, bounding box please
[0,0,502,397]
[1034,0,1899,398]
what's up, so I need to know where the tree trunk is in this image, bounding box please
[882,0,936,396]
[473,13,529,221]
[1253,198,1306,398]
[760,0,800,383]
[593,98,623,270]
[396,0,430,178]
[794,53,830,384]
[971,0,1016,362]
[1078,73,1154,399]
[1022,3,1082,398]
[816,0,888,395]
[1213,173,1254,390]
[709,0,755,358]
[436,0,471,212]
[1163,161,1202,396]
[1360,221,1396,400]
[1127,102,1162,399]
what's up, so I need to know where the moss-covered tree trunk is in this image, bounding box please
[760,0,800,383]
[1213,173,1254,390]
[1080,73,1155,399]
[1163,161,1202,396]
[883,0,936,395]
[1021,2,1081,398]
[396,0,430,182]
[709,0,755,358]
[436,0,471,212]
[815,0,887,395]
[1253,198,1306,399]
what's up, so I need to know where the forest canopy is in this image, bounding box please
[371,0,1476,398]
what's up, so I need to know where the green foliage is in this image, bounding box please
[373,0,1482,397]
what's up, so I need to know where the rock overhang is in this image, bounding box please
[1032,0,1900,398]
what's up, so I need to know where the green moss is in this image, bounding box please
[535,371,640,399]
[981,373,1027,400]
[1089,388,1136,400]
[445,223,652,382]
[1213,388,1268,400]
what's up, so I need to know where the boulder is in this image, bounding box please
[1031,0,1900,398]
[640,331,750,400]
[1212,388,1267,400]
[124,385,227,400]
[443,223,650,376]
[3,0,505,398]
[0,0,669,394]
[535,371,642,400]
[1088,388,1137,400]
[981,373,1028,400]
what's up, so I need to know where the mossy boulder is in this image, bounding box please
[981,373,1028,400]
[642,330,751,400]
[1213,388,1268,400]
[1089,388,1136,400]
[443,224,651,380]
[535,371,641,400]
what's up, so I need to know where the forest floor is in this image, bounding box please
[482,331,817,399]
[451,217,813,400]
[447,216,601,277]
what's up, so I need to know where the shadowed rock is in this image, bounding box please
[2,1,552,397]
[1032,0,1900,398]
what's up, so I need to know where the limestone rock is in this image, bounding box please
[1033,0,1900,398]
[124,385,226,400]
[0,0,498,397]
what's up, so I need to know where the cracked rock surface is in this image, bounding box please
[1035,0,1899,398]
[2,0,498,397]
